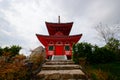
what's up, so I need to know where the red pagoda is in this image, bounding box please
[36,16,82,59]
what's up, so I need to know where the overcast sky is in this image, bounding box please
[0,0,120,56]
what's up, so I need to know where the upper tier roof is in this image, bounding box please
[45,22,73,35]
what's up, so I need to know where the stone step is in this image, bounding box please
[45,61,74,65]
[47,60,73,62]
[37,70,86,79]
[51,55,67,60]
[45,62,74,65]
[42,64,81,70]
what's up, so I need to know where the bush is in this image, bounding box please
[72,42,116,64]
[0,54,28,80]
[72,42,92,64]
[90,47,115,64]
[0,46,46,80]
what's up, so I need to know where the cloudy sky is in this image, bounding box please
[0,0,120,55]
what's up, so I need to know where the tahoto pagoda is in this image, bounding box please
[36,16,82,59]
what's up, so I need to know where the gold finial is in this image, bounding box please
[58,16,60,23]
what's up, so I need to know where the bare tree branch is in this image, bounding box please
[95,23,120,44]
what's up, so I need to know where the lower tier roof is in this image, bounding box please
[36,34,82,46]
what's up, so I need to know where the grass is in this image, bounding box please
[85,62,120,80]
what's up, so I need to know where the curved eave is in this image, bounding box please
[36,34,82,46]
[45,22,73,35]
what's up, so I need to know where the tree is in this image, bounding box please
[3,47,10,53]
[10,45,22,57]
[72,42,116,64]
[90,46,115,64]
[105,37,120,61]
[95,23,120,44]
[105,38,120,52]
[72,42,93,64]
[0,45,22,62]
[0,45,21,57]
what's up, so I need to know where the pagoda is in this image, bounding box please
[36,16,82,59]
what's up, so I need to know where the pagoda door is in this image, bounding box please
[55,45,63,55]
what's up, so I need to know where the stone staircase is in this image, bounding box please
[51,55,67,60]
[37,60,87,80]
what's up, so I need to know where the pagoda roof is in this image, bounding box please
[36,34,82,46]
[45,22,73,35]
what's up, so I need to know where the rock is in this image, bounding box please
[27,46,46,76]
[29,46,46,64]
[30,46,45,58]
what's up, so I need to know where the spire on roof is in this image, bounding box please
[58,16,60,23]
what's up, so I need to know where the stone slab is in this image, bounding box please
[42,64,81,70]
[37,70,86,79]
[45,61,74,65]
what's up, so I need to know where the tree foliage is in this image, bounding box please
[72,42,93,64]
[0,45,22,63]
[72,42,116,64]
[10,45,22,57]
[105,37,120,52]
[89,46,115,64]
[0,45,21,57]
[105,37,120,61]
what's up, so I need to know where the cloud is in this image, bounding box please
[0,0,120,55]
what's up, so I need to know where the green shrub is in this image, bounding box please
[72,42,116,64]
[87,46,115,64]
[72,42,92,64]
